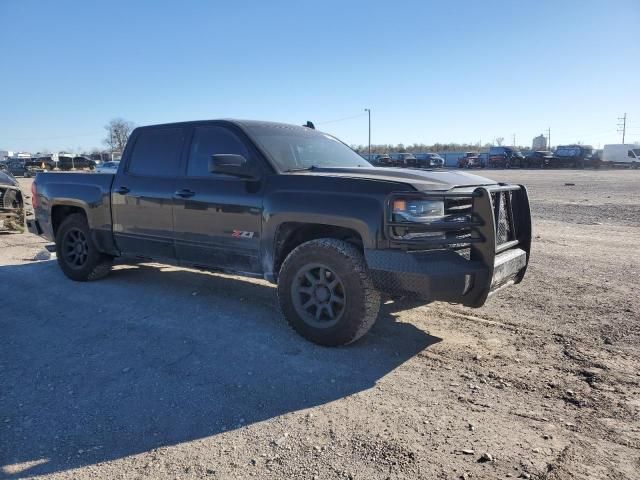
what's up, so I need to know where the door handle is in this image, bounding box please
[115,186,130,195]
[174,189,195,198]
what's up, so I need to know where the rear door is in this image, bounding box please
[172,123,264,274]
[111,126,187,259]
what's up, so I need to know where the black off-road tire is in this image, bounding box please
[55,213,113,281]
[277,238,381,346]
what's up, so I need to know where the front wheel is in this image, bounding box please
[277,238,381,346]
[55,213,113,281]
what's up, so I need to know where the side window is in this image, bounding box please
[127,128,184,177]
[187,126,250,177]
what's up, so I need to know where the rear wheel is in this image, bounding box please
[277,238,381,346]
[55,213,112,281]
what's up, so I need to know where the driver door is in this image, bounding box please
[172,124,264,274]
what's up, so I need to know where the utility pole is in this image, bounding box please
[617,113,627,143]
[512,133,516,147]
[364,108,371,157]
[547,127,551,150]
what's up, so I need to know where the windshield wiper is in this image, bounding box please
[284,165,319,172]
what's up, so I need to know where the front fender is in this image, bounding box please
[261,190,385,276]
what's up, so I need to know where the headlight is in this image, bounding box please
[391,197,446,240]
[392,198,444,223]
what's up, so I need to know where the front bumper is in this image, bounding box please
[366,185,531,307]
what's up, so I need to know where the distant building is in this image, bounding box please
[532,134,547,150]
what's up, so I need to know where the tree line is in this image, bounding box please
[350,142,499,154]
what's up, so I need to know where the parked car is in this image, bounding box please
[57,156,96,171]
[602,144,640,167]
[95,161,120,174]
[458,152,484,168]
[523,150,554,168]
[549,145,597,168]
[29,119,531,347]
[1,159,34,177]
[0,158,30,177]
[0,170,25,231]
[390,153,417,167]
[365,154,393,167]
[415,153,445,168]
[374,154,393,166]
[26,156,56,171]
[488,147,525,168]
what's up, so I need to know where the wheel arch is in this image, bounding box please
[268,222,365,282]
[51,204,87,236]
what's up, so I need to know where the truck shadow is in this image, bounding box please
[0,260,440,478]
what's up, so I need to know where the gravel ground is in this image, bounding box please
[1,170,638,479]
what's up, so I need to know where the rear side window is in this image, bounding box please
[128,128,184,177]
[187,125,250,176]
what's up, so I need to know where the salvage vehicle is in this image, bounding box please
[415,153,445,168]
[373,154,393,166]
[488,147,525,168]
[26,156,56,171]
[94,161,120,174]
[0,170,25,231]
[29,120,531,346]
[458,152,484,169]
[57,156,96,171]
[550,145,598,168]
[1,158,35,177]
[523,150,554,168]
[390,152,418,168]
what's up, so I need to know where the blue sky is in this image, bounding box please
[1,0,639,153]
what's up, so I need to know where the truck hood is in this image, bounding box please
[287,166,497,191]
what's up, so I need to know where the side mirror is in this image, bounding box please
[208,154,256,178]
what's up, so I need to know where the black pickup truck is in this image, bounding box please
[29,120,531,346]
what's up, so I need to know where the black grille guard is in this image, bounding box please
[385,184,532,304]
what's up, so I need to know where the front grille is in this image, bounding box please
[385,185,525,254]
[0,189,4,207]
[491,191,514,245]
[443,197,475,249]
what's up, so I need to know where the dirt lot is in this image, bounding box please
[1,170,638,479]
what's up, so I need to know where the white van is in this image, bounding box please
[602,144,640,166]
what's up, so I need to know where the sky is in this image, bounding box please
[1,0,639,153]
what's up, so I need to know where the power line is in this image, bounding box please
[617,113,627,143]
[316,112,368,125]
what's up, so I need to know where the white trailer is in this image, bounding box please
[602,144,640,166]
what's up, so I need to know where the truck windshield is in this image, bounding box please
[246,124,371,171]
[633,149,640,158]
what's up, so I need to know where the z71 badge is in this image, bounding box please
[231,230,255,239]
